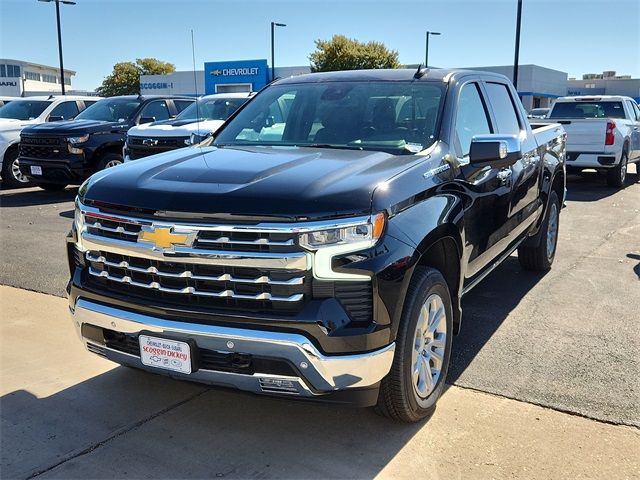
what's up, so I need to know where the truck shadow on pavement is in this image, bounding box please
[2,368,425,479]
[565,170,639,202]
[627,253,640,279]
[448,256,548,384]
[0,186,78,208]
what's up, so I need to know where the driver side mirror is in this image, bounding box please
[139,116,155,125]
[48,115,64,122]
[469,134,522,168]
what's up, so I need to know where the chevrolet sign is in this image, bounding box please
[212,67,260,77]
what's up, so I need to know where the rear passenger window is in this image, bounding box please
[140,101,170,122]
[49,101,79,120]
[485,82,521,135]
[455,83,492,157]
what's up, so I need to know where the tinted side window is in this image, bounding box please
[49,101,79,120]
[455,83,492,157]
[140,101,170,121]
[632,102,640,121]
[174,100,193,113]
[485,82,521,135]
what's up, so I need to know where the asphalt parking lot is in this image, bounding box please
[1,170,639,478]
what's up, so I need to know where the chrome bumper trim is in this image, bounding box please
[71,298,395,394]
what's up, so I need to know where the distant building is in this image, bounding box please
[0,58,78,97]
[568,71,640,102]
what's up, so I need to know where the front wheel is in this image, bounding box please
[518,190,560,271]
[606,151,628,188]
[1,149,32,188]
[375,267,453,423]
[97,153,124,171]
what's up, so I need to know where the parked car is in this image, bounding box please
[0,96,17,108]
[67,69,566,422]
[546,95,640,187]
[124,92,252,162]
[528,107,550,119]
[18,95,195,190]
[0,95,98,187]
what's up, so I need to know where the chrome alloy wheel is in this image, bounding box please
[546,202,559,261]
[411,293,447,403]
[11,158,30,184]
[104,159,122,169]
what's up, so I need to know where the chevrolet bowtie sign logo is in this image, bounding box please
[212,69,222,76]
[139,226,191,249]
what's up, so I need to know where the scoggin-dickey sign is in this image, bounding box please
[204,59,269,94]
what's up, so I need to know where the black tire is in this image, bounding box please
[518,190,560,271]
[606,150,628,188]
[375,267,453,423]
[1,147,32,188]
[97,153,123,171]
[37,183,67,192]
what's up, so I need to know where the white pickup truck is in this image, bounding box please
[124,92,252,162]
[0,95,99,187]
[546,95,640,187]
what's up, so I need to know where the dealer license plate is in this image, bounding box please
[30,166,42,175]
[139,335,192,374]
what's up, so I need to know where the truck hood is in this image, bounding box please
[82,145,424,220]
[127,119,226,138]
[0,118,39,135]
[21,119,129,136]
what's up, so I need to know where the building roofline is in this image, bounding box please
[0,58,76,75]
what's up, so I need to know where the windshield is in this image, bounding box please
[0,100,51,120]
[530,108,548,115]
[76,98,141,122]
[178,97,248,121]
[549,101,625,119]
[214,81,446,155]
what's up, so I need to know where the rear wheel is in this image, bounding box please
[606,150,628,188]
[1,148,32,188]
[518,190,560,271]
[97,153,123,171]
[375,267,453,423]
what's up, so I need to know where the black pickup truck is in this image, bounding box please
[18,95,194,190]
[67,69,566,422]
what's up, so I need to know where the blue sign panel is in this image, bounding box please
[204,59,269,94]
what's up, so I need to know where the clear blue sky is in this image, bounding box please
[1,0,639,91]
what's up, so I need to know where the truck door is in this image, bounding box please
[627,100,640,159]
[483,81,541,243]
[452,81,512,281]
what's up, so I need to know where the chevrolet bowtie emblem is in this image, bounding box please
[139,226,191,249]
[212,69,222,76]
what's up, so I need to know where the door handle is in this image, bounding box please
[497,168,512,184]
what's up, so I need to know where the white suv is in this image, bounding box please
[0,95,99,187]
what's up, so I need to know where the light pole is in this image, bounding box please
[425,31,441,67]
[513,0,523,89]
[271,22,286,82]
[38,0,76,95]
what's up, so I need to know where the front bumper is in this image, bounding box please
[19,157,93,184]
[70,298,395,405]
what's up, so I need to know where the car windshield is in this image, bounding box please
[0,100,51,120]
[75,98,141,122]
[214,81,446,155]
[530,108,548,115]
[178,97,248,121]
[549,101,625,119]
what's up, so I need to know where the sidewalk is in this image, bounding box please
[1,286,638,479]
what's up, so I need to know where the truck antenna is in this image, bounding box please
[414,64,428,79]
[191,29,201,137]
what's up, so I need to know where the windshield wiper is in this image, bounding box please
[303,144,364,151]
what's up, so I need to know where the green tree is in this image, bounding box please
[309,35,400,72]
[96,58,175,97]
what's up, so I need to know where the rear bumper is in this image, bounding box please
[70,298,395,405]
[566,150,621,168]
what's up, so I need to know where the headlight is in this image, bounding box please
[73,199,85,234]
[299,213,386,250]
[299,213,386,281]
[67,134,89,144]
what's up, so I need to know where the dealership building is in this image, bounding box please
[0,58,78,97]
[139,59,640,110]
